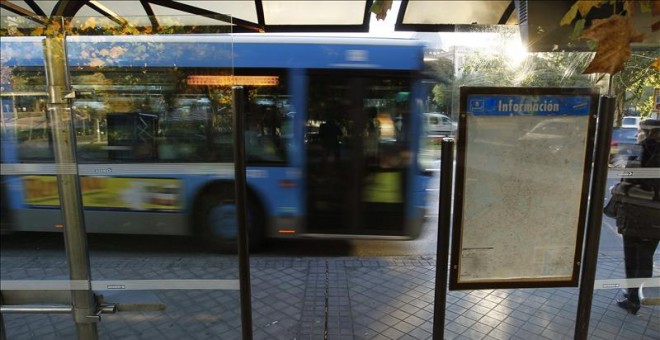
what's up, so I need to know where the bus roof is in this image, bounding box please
[1,34,425,71]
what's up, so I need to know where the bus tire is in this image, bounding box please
[194,182,265,254]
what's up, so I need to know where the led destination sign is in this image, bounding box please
[468,95,592,116]
[187,75,279,86]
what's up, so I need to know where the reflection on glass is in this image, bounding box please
[604,119,660,315]
[461,115,590,282]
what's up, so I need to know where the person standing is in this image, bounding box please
[319,113,343,164]
[613,118,660,315]
[364,107,380,165]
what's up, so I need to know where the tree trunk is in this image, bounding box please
[94,118,101,142]
[614,85,626,127]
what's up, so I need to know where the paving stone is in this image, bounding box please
[486,327,516,340]
[2,255,659,339]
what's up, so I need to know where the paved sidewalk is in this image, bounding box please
[1,254,659,339]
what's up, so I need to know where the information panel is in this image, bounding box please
[450,87,598,290]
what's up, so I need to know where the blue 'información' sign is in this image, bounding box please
[467,95,592,116]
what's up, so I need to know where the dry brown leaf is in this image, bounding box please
[651,57,660,71]
[577,0,605,17]
[371,0,393,21]
[560,0,607,26]
[624,0,635,16]
[579,15,645,75]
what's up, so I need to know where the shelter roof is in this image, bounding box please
[1,1,657,51]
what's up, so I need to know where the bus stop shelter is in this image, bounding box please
[1,1,658,340]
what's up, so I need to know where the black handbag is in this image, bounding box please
[603,195,619,218]
[603,182,633,218]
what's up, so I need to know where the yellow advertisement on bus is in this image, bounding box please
[22,176,182,211]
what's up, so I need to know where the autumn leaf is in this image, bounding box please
[44,20,63,37]
[579,15,645,75]
[652,57,660,71]
[577,0,605,17]
[624,0,636,16]
[371,0,393,21]
[81,18,96,31]
[30,27,44,36]
[560,0,607,26]
[571,19,587,39]
[560,3,579,26]
[627,0,659,20]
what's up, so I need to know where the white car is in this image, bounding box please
[424,112,457,135]
[518,117,582,155]
[621,116,641,129]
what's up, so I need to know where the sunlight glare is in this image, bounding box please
[504,38,528,67]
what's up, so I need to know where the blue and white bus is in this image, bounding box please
[1,34,432,251]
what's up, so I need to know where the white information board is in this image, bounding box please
[450,87,598,290]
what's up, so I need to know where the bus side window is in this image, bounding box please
[244,102,288,164]
[107,113,158,162]
[11,96,55,162]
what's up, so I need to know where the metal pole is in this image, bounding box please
[232,86,253,340]
[1,305,73,314]
[574,95,615,340]
[43,35,98,339]
[0,304,115,314]
[433,138,454,339]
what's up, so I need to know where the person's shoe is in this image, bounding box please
[617,298,640,315]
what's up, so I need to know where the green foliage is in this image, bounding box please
[636,95,655,118]
[614,50,660,118]
[424,44,658,121]
[431,84,450,112]
[424,57,454,112]
[457,51,597,87]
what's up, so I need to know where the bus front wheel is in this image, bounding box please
[194,183,265,253]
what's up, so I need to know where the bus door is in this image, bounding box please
[305,72,410,236]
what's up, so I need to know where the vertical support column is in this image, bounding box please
[433,139,454,340]
[0,295,6,340]
[574,96,615,340]
[232,86,253,340]
[43,36,98,339]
